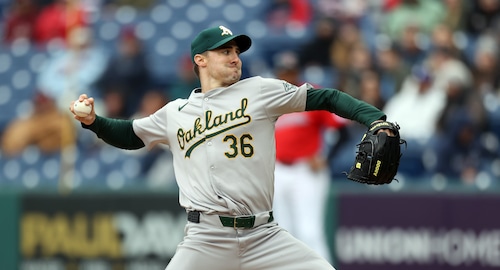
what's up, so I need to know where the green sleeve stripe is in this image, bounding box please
[305,88,386,127]
[82,115,145,150]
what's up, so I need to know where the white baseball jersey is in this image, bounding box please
[133,76,311,215]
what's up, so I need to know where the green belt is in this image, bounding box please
[219,211,274,229]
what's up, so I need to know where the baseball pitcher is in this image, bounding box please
[70,25,400,270]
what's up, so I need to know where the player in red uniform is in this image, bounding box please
[272,51,346,262]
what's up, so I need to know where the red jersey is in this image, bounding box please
[275,111,346,164]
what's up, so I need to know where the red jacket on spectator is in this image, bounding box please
[3,0,38,43]
[33,0,87,45]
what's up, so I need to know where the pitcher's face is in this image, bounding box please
[205,41,242,87]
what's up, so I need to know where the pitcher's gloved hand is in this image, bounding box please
[346,121,406,185]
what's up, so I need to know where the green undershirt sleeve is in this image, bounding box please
[82,115,145,150]
[305,88,386,127]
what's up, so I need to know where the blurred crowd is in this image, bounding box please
[0,0,499,189]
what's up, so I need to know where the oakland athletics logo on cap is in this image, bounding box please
[219,25,233,36]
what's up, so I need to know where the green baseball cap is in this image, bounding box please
[190,25,252,62]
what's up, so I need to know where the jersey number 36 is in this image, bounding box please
[223,134,254,158]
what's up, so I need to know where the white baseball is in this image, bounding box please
[73,100,92,117]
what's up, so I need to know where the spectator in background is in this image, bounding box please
[469,32,500,161]
[36,26,108,112]
[464,0,500,38]
[428,47,472,96]
[394,24,427,68]
[2,0,39,44]
[431,81,488,184]
[383,47,472,177]
[297,17,337,68]
[272,51,345,263]
[96,26,151,119]
[471,33,500,95]
[358,69,386,110]
[257,0,315,71]
[315,0,368,23]
[379,0,446,69]
[330,21,364,74]
[264,0,313,33]
[1,92,75,156]
[2,26,108,156]
[167,54,200,99]
[448,0,498,67]
[33,0,88,46]
[338,42,374,100]
[374,41,410,101]
[429,23,468,64]
[442,0,468,32]
[381,0,445,41]
[428,29,493,183]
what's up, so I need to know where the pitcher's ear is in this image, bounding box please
[194,54,207,67]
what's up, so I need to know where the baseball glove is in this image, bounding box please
[346,121,406,185]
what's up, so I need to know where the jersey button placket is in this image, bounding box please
[203,96,215,173]
[203,96,209,110]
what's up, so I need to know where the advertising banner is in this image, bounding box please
[333,193,500,270]
[19,192,186,270]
